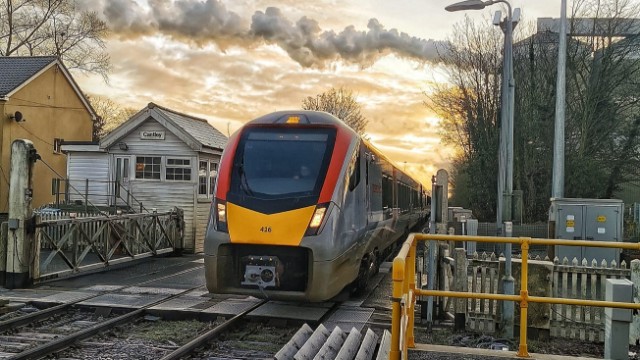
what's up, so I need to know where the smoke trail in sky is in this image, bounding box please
[78,0,447,67]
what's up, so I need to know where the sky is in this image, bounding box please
[74,0,561,186]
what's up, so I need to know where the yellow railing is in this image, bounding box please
[390,233,640,360]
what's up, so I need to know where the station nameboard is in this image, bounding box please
[140,131,165,140]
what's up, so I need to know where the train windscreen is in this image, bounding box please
[230,127,336,201]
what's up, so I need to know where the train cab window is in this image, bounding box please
[230,127,336,199]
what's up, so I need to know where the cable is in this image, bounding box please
[10,97,86,111]
[16,122,55,147]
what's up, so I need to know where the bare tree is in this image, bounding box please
[87,95,137,140]
[425,16,503,221]
[302,87,368,135]
[0,0,110,80]
[434,0,640,222]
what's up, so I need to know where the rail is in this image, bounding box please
[390,234,640,359]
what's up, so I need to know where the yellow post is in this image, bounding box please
[407,241,416,348]
[390,257,405,360]
[517,238,530,358]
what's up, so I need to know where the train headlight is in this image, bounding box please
[215,199,228,232]
[305,203,329,236]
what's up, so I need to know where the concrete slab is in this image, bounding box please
[411,344,599,360]
[248,301,332,322]
[323,306,374,333]
[80,285,125,292]
[148,296,211,312]
[0,289,61,302]
[38,291,97,304]
[79,293,167,309]
[379,261,392,273]
[120,286,186,295]
[202,298,264,317]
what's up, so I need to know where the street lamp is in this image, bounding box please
[446,0,516,339]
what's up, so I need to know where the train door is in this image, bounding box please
[366,150,383,223]
[113,156,131,206]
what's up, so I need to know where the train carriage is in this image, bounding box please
[204,111,428,302]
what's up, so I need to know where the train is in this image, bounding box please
[203,110,429,302]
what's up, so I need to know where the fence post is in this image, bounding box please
[630,259,640,346]
[84,179,89,213]
[454,247,467,331]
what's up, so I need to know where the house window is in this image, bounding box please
[53,138,63,154]
[199,160,219,197]
[135,156,161,179]
[166,158,191,181]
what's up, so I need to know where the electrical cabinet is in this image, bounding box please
[549,198,623,264]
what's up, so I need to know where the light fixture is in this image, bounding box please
[445,0,490,12]
[118,142,128,151]
[8,111,24,122]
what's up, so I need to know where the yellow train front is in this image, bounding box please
[204,111,427,302]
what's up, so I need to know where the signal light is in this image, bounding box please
[286,116,300,124]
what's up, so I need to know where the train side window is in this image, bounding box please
[348,152,361,192]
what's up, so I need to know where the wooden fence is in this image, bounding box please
[445,249,635,341]
[33,208,184,282]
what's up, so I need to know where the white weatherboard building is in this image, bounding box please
[62,102,227,253]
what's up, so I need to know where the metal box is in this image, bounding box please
[549,198,623,264]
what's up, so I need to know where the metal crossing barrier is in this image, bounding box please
[390,233,640,359]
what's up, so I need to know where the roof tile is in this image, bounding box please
[0,56,58,96]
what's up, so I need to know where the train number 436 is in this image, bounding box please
[260,226,272,233]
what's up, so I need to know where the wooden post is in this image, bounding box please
[6,140,37,288]
[84,179,89,213]
[454,247,467,331]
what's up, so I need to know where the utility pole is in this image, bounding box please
[552,0,568,199]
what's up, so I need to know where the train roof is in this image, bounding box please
[246,111,356,133]
[244,110,424,189]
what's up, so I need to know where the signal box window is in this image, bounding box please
[166,158,191,181]
[199,161,218,197]
[135,156,161,180]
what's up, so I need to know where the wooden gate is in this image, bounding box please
[32,209,183,282]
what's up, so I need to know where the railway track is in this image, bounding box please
[0,285,203,359]
[0,257,398,359]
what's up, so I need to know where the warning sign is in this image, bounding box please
[597,216,606,222]
[566,220,575,227]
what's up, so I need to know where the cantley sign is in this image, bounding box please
[140,131,165,140]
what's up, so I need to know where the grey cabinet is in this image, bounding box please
[550,198,623,264]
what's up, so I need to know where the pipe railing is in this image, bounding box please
[390,233,640,359]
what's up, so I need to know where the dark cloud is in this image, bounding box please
[79,0,447,67]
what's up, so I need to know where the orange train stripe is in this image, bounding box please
[227,203,316,246]
[319,127,352,203]
[215,131,241,201]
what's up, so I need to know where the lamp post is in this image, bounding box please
[446,0,516,339]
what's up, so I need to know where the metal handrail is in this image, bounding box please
[390,233,640,359]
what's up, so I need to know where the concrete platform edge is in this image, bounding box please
[412,344,597,360]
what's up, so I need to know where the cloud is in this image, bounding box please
[79,0,447,67]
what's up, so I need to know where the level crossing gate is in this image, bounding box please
[0,209,184,284]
